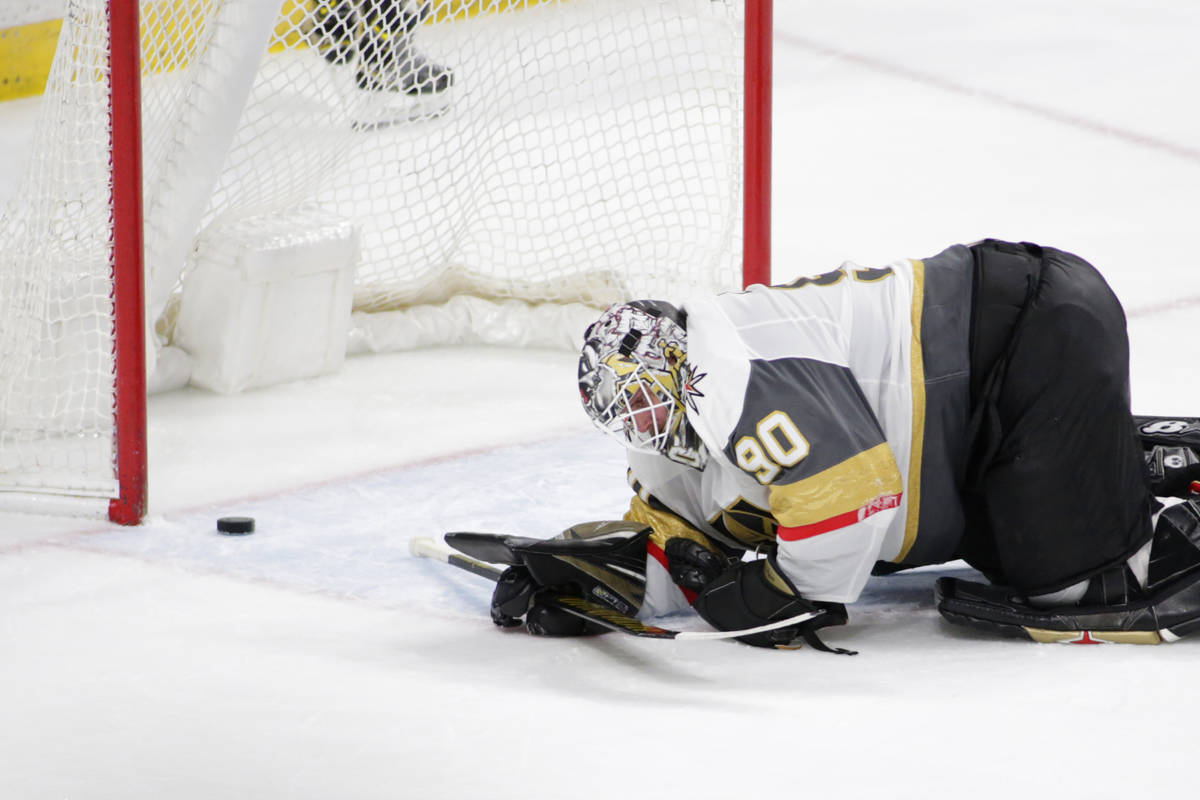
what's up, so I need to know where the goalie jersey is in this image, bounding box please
[627,246,976,607]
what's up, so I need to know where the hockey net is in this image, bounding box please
[0,0,768,521]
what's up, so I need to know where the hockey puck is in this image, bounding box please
[216,516,255,536]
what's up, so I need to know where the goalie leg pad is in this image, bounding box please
[934,577,1184,643]
[937,500,1200,643]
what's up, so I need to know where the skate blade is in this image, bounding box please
[351,91,453,131]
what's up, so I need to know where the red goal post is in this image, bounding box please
[1,0,773,524]
[110,0,149,524]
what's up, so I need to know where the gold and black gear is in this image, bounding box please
[447,522,652,637]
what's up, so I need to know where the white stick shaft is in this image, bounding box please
[409,536,451,563]
[673,611,818,640]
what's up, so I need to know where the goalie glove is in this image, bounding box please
[663,536,737,593]
[489,565,610,636]
[693,557,855,654]
[485,521,652,637]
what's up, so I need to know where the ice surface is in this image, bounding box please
[3,2,1200,797]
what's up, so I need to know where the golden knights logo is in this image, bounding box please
[677,358,707,416]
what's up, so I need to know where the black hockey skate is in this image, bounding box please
[356,47,454,96]
[937,500,1200,644]
[354,1,453,96]
[351,43,454,128]
[312,2,453,127]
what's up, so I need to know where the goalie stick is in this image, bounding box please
[408,536,820,642]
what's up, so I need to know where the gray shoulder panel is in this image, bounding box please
[720,357,887,485]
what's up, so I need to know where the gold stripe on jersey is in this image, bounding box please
[768,443,903,527]
[899,259,927,562]
[625,494,715,552]
[711,498,777,548]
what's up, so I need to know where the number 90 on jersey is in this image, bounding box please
[734,410,810,484]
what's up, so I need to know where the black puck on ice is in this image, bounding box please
[217,516,255,536]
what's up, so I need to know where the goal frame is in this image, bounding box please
[110,0,148,525]
[103,0,773,525]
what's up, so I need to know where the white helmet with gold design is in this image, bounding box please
[577,301,707,468]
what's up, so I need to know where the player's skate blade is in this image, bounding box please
[351,90,453,130]
[935,573,1200,644]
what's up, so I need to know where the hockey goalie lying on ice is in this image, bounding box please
[444,239,1200,651]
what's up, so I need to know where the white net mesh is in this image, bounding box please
[0,0,747,508]
[0,3,118,503]
[156,0,746,313]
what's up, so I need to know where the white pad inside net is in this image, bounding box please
[0,0,746,509]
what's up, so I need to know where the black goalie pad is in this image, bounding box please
[937,499,1200,643]
[934,577,1177,643]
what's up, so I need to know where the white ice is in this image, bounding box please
[3,2,1200,798]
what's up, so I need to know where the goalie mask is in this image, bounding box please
[578,301,707,468]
